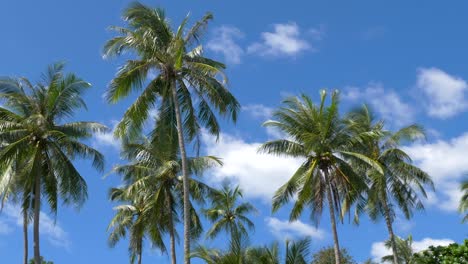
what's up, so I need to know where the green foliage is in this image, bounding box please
[412,240,468,264]
[0,63,106,262]
[204,184,256,243]
[382,235,414,264]
[362,259,377,264]
[191,237,312,264]
[259,91,381,263]
[103,1,239,143]
[0,62,107,213]
[29,256,53,264]
[346,105,433,224]
[460,180,468,222]
[311,246,356,264]
[108,134,221,263]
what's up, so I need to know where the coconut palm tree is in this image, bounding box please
[246,238,311,264]
[191,233,250,264]
[346,105,433,264]
[259,91,382,264]
[204,184,256,244]
[191,238,311,264]
[103,3,239,262]
[460,179,468,223]
[0,63,106,263]
[111,132,221,264]
[107,187,167,264]
[0,164,32,264]
[382,235,414,264]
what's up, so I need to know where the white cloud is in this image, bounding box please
[403,133,468,212]
[370,241,391,263]
[203,132,302,200]
[242,104,273,120]
[266,217,325,240]
[39,212,71,249]
[0,205,70,249]
[242,104,284,139]
[371,237,454,262]
[207,26,244,64]
[248,23,314,57]
[93,120,121,150]
[94,131,120,149]
[416,68,468,118]
[342,83,414,126]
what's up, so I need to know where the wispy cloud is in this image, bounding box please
[242,104,274,120]
[361,26,386,40]
[266,217,325,240]
[207,26,244,64]
[342,83,415,126]
[416,67,468,119]
[0,219,13,234]
[92,120,121,150]
[0,205,71,250]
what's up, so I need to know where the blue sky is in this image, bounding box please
[0,0,467,263]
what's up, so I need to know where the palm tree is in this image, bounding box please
[460,179,468,223]
[107,187,167,264]
[0,63,106,263]
[191,238,311,264]
[103,3,239,262]
[311,246,356,264]
[382,235,414,264]
[259,91,382,264]
[191,233,250,264]
[28,256,54,264]
[0,164,32,264]
[246,238,311,264]
[111,132,221,264]
[346,105,433,264]
[204,184,256,244]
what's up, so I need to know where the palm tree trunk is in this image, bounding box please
[23,209,28,264]
[167,191,177,264]
[325,173,342,264]
[137,247,142,264]
[33,173,41,264]
[171,79,191,264]
[382,198,399,264]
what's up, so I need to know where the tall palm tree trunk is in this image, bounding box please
[167,191,177,264]
[33,173,41,264]
[137,247,142,264]
[171,80,191,264]
[325,173,341,264]
[23,209,28,264]
[382,197,399,264]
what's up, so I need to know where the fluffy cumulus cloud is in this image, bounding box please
[0,205,70,249]
[342,83,415,126]
[203,132,302,200]
[416,67,468,118]
[207,26,244,64]
[247,23,316,57]
[403,133,468,211]
[371,237,454,262]
[266,217,325,240]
